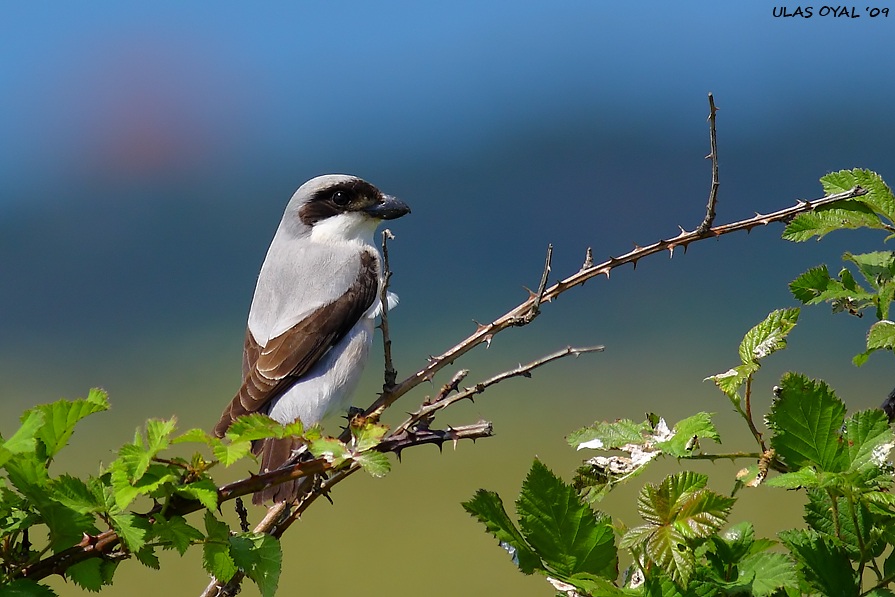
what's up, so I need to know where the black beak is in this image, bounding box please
[365,195,411,220]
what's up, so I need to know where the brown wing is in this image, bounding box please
[214,251,378,438]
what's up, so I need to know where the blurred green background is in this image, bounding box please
[2,2,894,595]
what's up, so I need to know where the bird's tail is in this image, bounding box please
[252,436,308,505]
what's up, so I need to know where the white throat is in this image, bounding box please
[309,212,379,245]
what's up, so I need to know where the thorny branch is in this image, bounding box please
[698,92,720,233]
[364,184,867,423]
[379,229,397,390]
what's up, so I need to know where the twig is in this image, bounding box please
[518,244,553,324]
[392,345,604,438]
[697,93,720,233]
[380,229,397,390]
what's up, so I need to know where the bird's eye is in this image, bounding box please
[331,191,351,206]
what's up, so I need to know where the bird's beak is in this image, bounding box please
[365,195,411,220]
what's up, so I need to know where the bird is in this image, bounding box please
[214,174,410,503]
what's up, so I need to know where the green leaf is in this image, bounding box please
[308,438,349,465]
[354,451,391,478]
[173,427,216,445]
[767,373,847,472]
[657,413,719,457]
[0,410,46,467]
[623,472,734,586]
[110,512,151,552]
[176,478,219,510]
[213,439,253,466]
[844,408,894,475]
[822,168,895,222]
[0,579,59,596]
[765,467,819,489]
[203,511,237,582]
[779,529,858,596]
[40,501,100,551]
[705,365,752,402]
[844,251,895,289]
[737,551,799,596]
[224,413,303,442]
[784,169,895,241]
[134,545,161,569]
[783,202,884,241]
[152,514,204,555]
[351,420,389,452]
[804,489,872,560]
[738,308,799,365]
[462,489,542,574]
[230,533,282,597]
[47,474,103,514]
[568,418,650,450]
[789,265,874,308]
[33,391,110,462]
[867,320,895,351]
[516,460,618,581]
[66,558,117,592]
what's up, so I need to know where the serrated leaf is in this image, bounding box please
[47,474,102,514]
[623,472,733,587]
[823,168,895,223]
[705,364,752,403]
[134,545,161,569]
[779,529,858,596]
[213,439,253,466]
[145,418,176,454]
[176,477,219,510]
[462,489,543,574]
[767,373,848,472]
[354,451,391,478]
[844,409,894,474]
[738,308,799,365]
[110,512,151,552]
[0,410,46,467]
[308,438,349,465]
[658,413,719,458]
[783,202,884,241]
[764,467,819,489]
[173,428,216,445]
[0,579,59,596]
[844,251,895,289]
[66,558,105,592]
[33,393,110,462]
[352,421,389,452]
[516,460,618,581]
[867,320,895,352]
[804,489,871,560]
[203,511,237,582]
[789,265,874,308]
[230,533,282,597]
[153,514,204,555]
[225,413,301,442]
[568,419,650,450]
[109,461,180,510]
[738,551,799,596]
[40,501,100,551]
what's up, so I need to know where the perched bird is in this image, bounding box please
[214,174,410,503]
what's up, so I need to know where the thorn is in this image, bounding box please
[484,334,493,348]
[581,247,594,271]
[668,245,675,258]
[522,286,538,300]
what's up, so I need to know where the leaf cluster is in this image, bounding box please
[0,392,391,595]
